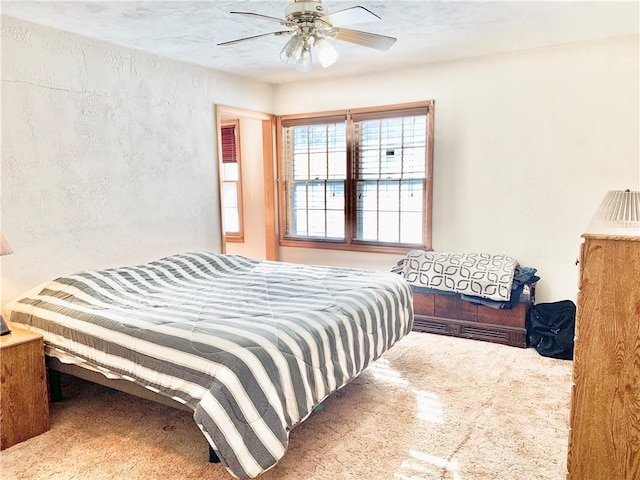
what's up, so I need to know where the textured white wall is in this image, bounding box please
[2,15,638,306]
[0,16,273,305]
[274,35,640,303]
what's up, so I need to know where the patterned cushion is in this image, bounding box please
[402,250,517,301]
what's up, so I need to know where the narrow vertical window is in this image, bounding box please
[220,120,244,241]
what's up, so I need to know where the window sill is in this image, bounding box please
[225,235,244,244]
[280,238,428,255]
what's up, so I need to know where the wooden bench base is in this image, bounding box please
[412,291,530,348]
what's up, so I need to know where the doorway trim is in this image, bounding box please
[215,105,278,261]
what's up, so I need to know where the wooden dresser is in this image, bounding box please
[0,326,50,449]
[566,232,640,479]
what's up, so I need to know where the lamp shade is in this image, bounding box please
[314,38,339,67]
[295,42,313,72]
[0,232,13,256]
[586,190,640,236]
[280,35,303,66]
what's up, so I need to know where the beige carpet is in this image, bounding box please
[1,332,572,480]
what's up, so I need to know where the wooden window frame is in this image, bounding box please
[276,101,434,254]
[220,119,244,243]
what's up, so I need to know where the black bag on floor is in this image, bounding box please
[527,300,576,360]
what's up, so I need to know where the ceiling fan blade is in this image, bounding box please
[324,6,381,27]
[230,11,295,27]
[333,28,397,51]
[217,31,291,47]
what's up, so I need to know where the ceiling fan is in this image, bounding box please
[217,0,397,72]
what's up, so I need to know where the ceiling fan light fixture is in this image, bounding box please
[314,37,339,67]
[280,35,303,65]
[295,43,313,72]
[222,1,397,73]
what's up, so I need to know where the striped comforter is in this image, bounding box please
[9,252,413,479]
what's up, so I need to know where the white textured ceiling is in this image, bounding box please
[2,0,639,84]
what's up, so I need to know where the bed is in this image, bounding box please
[7,252,413,479]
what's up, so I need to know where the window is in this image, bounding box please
[277,101,434,253]
[220,120,244,242]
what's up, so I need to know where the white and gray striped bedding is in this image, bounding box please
[9,252,413,479]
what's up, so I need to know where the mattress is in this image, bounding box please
[8,252,413,479]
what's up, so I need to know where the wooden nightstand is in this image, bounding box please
[0,326,50,449]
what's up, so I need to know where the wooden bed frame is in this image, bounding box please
[411,289,532,348]
[46,356,221,463]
